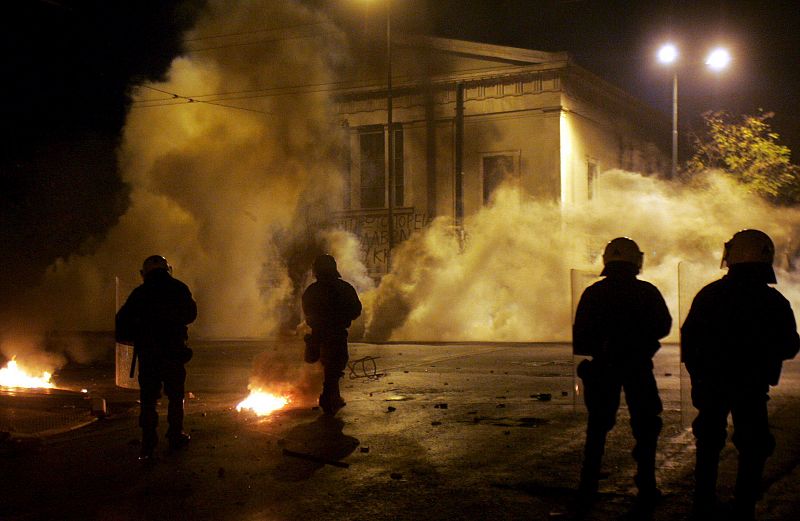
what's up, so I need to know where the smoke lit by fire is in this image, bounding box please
[356,171,800,342]
[16,0,800,352]
[25,0,352,338]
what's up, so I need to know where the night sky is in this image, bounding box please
[2,0,799,311]
[416,0,800,153]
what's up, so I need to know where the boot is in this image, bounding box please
[329,395,346,415]
[634,461,660,506]
[694,446,720,507]
[139,429,157,461]
[167,431,191,450]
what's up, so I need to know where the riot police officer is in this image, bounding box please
[682,230,799,519]
[573,237,672,504]
[116,255,197,461]
[302,254,362,415]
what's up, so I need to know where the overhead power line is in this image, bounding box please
[137,85,271,115]
[132,60,543,109]
[133,77,374,107]
[185,29,341,53]
[183,21,335,42]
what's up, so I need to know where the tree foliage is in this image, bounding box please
[685,111,800,205]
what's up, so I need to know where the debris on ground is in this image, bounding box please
[434,403,448,409]
[387,406,396,412]
[348,356,384,380]
[431,421,442,426]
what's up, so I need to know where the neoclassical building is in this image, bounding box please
[332,36,669,274]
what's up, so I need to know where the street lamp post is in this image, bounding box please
[657,44,679,179]
[671,71,678,179]
[657,44,730,179]
[385,0,394,271]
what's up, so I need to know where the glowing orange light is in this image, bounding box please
[0,359,56,389]
[236,388,290,416]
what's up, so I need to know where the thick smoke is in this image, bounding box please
[7,0,800,381]
[24,1,353,341]
[358,170,800,342]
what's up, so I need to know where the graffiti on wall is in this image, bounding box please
[333,207,429,274]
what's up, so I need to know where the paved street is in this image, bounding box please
[1,341,798,520]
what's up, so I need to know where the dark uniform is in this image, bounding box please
[116,257,197,458]
[682,263,799,513]
[302,255,361,415]
[574,261,672,499]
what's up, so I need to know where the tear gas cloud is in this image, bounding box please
[358,170,800,343]
[9,0,800,373]
[23,1,352,341]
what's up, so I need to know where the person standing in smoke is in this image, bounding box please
[573,237,672,505]
[682,229,799,520]
[116,255,197,461]
[302,254,362,415]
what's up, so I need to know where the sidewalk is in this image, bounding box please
[0,341,797,520]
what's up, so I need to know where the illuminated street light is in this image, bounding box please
[706,47,732,71]
[657,43,678,64]
[657,43,731,178]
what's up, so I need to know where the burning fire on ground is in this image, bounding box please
[236,388,290,417]
[0,358,56,389]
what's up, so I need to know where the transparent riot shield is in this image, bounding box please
[570,268,601,413]
[677,262,723,428]
[115,276,140,389]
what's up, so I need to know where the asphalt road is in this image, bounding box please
[1,341,798,520]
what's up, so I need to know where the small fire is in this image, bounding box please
[236,388,290,417]
[0,359,56,389]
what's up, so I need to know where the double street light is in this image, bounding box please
[657,43,731,178]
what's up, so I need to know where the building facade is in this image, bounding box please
[333,36,669,275]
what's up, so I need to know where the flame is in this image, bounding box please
[236,388,290,416]
[0,359,56,389]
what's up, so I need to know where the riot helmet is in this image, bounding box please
[141,255,172,278]
[721,229,776,282]
[601,237,643,275]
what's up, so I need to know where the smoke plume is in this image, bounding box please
[358,170,800,342]
[23,1,352,341]
[9,0,800,369]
